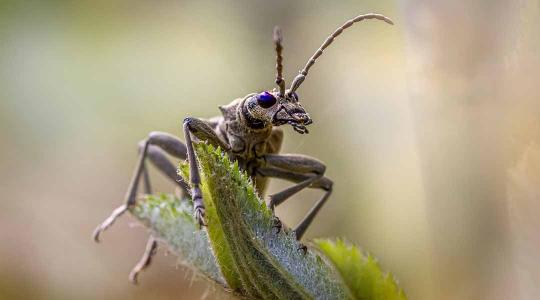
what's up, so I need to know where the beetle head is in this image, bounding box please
[245,90,312,134]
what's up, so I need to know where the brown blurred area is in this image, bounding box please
[0,1,539,299]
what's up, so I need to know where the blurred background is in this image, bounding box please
[1,1,539,299]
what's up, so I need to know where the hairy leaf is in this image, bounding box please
[315,239,407,300]
[129,143,406,300]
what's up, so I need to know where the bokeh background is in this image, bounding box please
[1,1,539,299]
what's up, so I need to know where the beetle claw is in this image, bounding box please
[272,215,282,234]
[194,206,206,228]
[297,243,307,255]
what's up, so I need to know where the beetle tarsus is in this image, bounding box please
[272,215,283,234]
[297,243,308,255]
[194,205,207,228]
[128,236,158,285]
[93,204,129,242]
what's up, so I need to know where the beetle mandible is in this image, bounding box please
[93,13,393,283]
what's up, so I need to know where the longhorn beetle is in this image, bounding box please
[93,13,393,283]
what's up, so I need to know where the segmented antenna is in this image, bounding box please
[273,26,286,96]
[288,13,394,94]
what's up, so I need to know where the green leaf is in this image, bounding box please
[190,143,343,299]
[130,193,224,285]
[129,143,407,300]
[315,239,407,300]
[179,148,243,290]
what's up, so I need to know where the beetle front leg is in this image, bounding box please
[183,117,230,227]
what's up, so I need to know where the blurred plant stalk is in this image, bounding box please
[401,1,540,299]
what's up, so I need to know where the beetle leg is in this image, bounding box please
[268,174,323,209]
[257,154,333,240]
[129,236,158,284]
[128,165,160,284]
[93,132,188,242]
[183,117,230,227]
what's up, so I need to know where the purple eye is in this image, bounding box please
[256,91,277,108]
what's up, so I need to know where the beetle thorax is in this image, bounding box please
[218,97,274,162]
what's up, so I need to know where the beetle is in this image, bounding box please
[93,13,393,283]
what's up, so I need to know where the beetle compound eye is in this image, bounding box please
[256,91,277,108]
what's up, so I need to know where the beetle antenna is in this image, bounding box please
[273,26,286,97]
[288,13,393,94]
